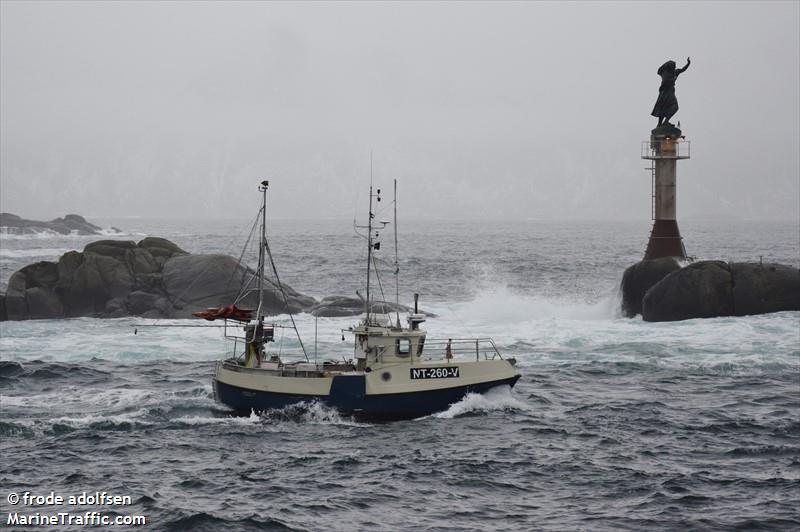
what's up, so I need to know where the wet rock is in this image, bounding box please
[25,287,64,319]
[126,291,162,316]
[0,235,454,321]
[637,260,800,322]
[6,271,27,295]
[57,251,83,281]
[21,261,60,289]
[0,213,117,236]
[309,295,433,318]
[0,237,313,321]
[132,273,163,293]
[620,257,681,317]
[162,254,314,318]
[104,297,129,318]
[4,272,28,320]
[731,263,800,316]
[6,264,62,320]
[162,254,249,316]
[61,214,101,234]
[63,253,134,316]
[126,248,160,275]
[83,240,137,259]
[642,261,734,321]
[137,237,186,257]
[311,296,365,317]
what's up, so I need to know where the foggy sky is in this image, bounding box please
[1,1,798,221]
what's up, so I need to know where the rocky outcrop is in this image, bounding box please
[640,260,800,322]
[162,254,315,318]
[0,213,120,235]
[730,262,800,316]
[309,295,432,318]
[309,296,365,317]
[0,236,444,321]
[620,257,681,317]
[642,261,734,321]
[0,238,317,321]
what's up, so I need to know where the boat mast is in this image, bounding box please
[258,179,309,361]
[257,180,268,319]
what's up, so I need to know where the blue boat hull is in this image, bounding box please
[214,374,521,421]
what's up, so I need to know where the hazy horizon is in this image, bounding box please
[2,1,798,222]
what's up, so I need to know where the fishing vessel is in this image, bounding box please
[208,180,520,420]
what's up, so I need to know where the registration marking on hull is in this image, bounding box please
[410,367,460,380]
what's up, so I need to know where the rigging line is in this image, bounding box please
[232,269,259,307]
[442,302,476,339]
[233,276,258,305]
[263,233,309,362]
[228,209,262,297]
[371,256,388,312]
[232,221,264,306]
[276,320,285,358]
[371,255,397,269]
[148,208,263,326]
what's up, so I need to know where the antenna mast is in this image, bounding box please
[393,179,400,326]
[365,153,374,323]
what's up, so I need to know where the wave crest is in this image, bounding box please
[433,385,529,419]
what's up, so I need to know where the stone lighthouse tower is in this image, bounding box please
[641,126,690,259]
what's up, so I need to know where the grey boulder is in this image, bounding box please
[730,262,800,316]
[0,213,117,236]
[642,261,734,321]
[0,238,319,321]
[620,257,681,317]
[640,260,799,322]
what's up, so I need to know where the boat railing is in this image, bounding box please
[221,357,358,377]
[422,338,503,361]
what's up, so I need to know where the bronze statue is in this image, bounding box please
[651,57,691,127]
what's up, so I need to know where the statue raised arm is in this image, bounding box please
[651,57,691,128]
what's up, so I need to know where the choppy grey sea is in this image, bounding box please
[1,216,799,531]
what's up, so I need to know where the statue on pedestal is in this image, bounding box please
[651,57,691,129]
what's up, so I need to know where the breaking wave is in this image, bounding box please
[0,227,142,240]
[437,285,622,322]
[0,247,76,259]
[433,385,531,419]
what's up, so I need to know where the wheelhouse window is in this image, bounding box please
[397,337,411,355]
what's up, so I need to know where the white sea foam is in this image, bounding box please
[1,388,154,411]
[0,317,228,363]
[1,289,797,372]
[48,411,154,427]
[0,228,143,241]
[173,410,261,426]
[0,228,67,240]
[0,247,76,259]
[433,385,531,419]
[431,284,621,323]
[293,401,369,426]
